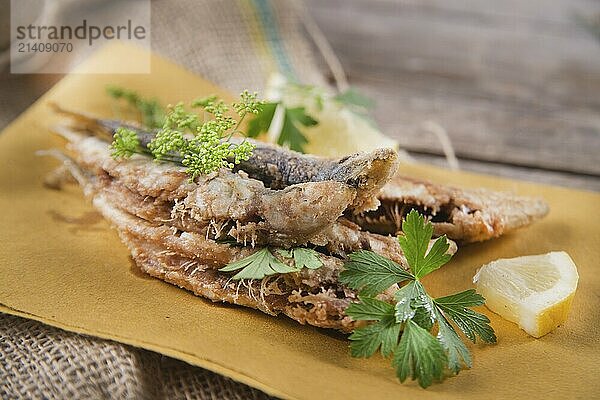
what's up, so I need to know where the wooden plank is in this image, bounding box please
[409,153,600,192]
[306,0,600,108]
[306,0,600,176]
[353,75,600,175]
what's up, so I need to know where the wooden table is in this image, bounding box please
[307,0,600,191]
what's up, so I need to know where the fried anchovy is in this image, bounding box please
[97,179,414,263]
[122,232,360,331]
[52,105,399,212]
[352,174,549,243]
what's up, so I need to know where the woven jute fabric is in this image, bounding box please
[0,0,328,398]
[150,0,327,93]
[0,314,272,400]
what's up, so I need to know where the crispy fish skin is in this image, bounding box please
[52,107,400,212]
[49,132,412,332]
[92,187,450,332]
[231,141,399,212]
[93,188,438,270]
[98,192,411,332]
[123,233,360,331]
[95,194,365,332]
[96,178,419,262]
[354,175,549,243]
[57,127,431,256]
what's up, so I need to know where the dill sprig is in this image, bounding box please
[110,127,141,158]
[109,89,263,180]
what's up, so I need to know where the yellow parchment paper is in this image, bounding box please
[1,43,599,399]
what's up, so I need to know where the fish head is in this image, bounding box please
[326,148,400,213]
[262,181,356,239]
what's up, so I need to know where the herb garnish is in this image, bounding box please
[107,86,165,128]
[219,247,323,280]
[340,210,496,388]
[246,83,375,153]
[108,87,263,180]
[247,103,317,152]
[110,127,142,158]
[276,248,323,270]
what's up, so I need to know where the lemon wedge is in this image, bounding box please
[473,251,578,338]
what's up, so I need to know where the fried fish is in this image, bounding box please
[46,106,547,331]
[48,124,439,331]
[55,126,413,260]
[51,105,399,213]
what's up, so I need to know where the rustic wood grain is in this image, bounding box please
[410,153,600,192]
[306,0,600,182]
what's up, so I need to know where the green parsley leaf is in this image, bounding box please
[436,289,485,308]
[277,107,317,153]
[348,314,400,357]
[394,280,420,323]
[246,103,318,152]
[394,280,437,331]
[434,308,472,373]
[276,248,323,270]
[219,248,297,280]
[346,296,396,322]
[393,319,447,388]
[247,102,277,138]
[398,210,451,278]
[342,211,496,388]
[434,292,497,343]
[339,250,413,297]
[412,303,435,332]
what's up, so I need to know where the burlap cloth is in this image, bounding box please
[0,1,330,398]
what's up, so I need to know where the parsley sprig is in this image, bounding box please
[340,210,496,388]
[219,247,323,280]
[108,87,263,180]
[246,84,374,153]
[247,103,317,152]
